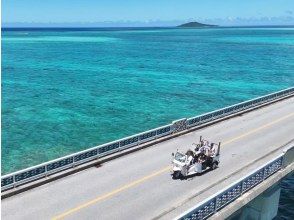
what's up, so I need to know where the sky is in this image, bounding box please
[2,0,294,27]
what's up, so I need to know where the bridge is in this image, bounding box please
[1,88,294,220]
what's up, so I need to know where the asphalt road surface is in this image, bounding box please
[2,97,294,220]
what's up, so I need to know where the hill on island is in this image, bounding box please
[177,21,217,28]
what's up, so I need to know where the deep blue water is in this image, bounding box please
[275,175,294,220]
[1,27,294,217]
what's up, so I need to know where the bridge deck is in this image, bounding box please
[2,97,294,220]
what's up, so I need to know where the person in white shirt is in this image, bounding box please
[199,144,210,156]
[210,143,217,156]
[186,155,193,166]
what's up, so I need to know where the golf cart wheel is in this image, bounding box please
[173,171,181,179]
[212,162,218,170]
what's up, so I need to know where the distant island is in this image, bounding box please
[177,21,217,28]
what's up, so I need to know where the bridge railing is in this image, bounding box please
[1,123,173,190]
[1,87,293,191]
[175,145,293,220]
[186,87,293,128]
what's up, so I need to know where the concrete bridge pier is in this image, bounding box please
[229,183,281,220]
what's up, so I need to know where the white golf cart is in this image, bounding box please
[171,136,221,179]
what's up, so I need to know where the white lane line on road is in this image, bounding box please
[52,112,294,220]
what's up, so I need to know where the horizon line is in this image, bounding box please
[2,24,294,29]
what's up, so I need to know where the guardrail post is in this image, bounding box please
[118,142,122,151]
[45,165,48,177]
[262,167,266,181]
[214,197,218,213]
[281,155,285,168]
[170,123,175,133]
[13,175,16,188]
[73,157,76,168]
[240,179,244,195]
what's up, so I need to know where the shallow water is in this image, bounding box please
[2,27,294,174]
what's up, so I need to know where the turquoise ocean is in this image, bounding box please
[2,27,294,218]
